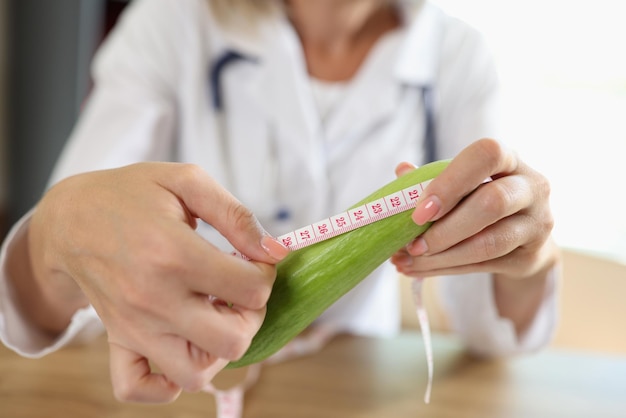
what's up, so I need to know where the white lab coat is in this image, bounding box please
[0,0,557,358]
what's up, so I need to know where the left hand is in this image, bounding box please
[390,138,557,281]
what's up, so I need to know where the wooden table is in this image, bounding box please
[1,331,625,418]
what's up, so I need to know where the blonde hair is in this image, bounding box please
[208,0,281,28]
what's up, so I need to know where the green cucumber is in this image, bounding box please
[228,159,450,368]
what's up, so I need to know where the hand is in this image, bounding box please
[390,139,559,333]
[27,162,289,403]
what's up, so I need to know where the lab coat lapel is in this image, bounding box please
[219,18,330,232]
[245,21,322,153]
[394,0,444,86]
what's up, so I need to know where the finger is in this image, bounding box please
[155,163,289,263]
[174,295,267,361]
[414,174,533,255]
[395,161,417,177]
[393,215,532,277]
[161,227,277,309]
[393,246,542,280]
[143,335,229,393]
[411,138,518,226]
[108,342,182,404]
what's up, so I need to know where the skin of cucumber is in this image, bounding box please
[228,159,450,368]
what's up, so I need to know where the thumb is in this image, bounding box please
[157,163,289,263]
[109,343,182,403]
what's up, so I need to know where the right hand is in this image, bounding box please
[28,162,289,403]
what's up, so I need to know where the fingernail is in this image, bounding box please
[412,196,441,226]
[407,237,428,256]
[261,235,290,260]
[396,161,417,177]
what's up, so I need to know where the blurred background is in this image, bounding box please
[0,0,625,354]
[433,0,626,266]
[0,0,128,237]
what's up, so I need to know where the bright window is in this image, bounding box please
[431,0,626,263]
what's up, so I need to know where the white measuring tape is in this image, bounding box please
[233,179,432,257]
[209,179,436,417]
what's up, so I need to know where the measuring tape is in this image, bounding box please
[215,178,436,417]
[233,178,433,257]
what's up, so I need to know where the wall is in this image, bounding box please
[0,0,8,237]
[5,0,105,228]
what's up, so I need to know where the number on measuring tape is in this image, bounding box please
[331,213,350,230]
[404,186,421,202]
[366,198,387,218]
[280,233,296,248]
[312,220,333,237]
[348,206,369,224]
[294,226,315,245]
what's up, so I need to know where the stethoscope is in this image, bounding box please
[208,50,438,223]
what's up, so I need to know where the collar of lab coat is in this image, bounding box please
[393,0,445,86]
[214,0,445,88]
